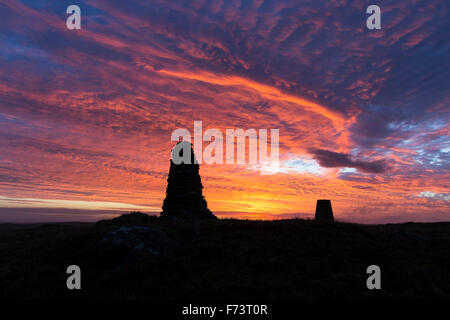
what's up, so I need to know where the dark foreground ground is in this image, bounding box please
[0,213,449,300]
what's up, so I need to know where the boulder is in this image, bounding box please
[98,226,177,267]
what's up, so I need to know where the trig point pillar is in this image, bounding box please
[314,200,334,222]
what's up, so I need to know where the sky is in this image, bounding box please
[0,0,449,223]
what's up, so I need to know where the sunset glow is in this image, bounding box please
[0,0,449,223]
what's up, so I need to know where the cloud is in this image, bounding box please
[418,191,450,202]
[309,148,387,173]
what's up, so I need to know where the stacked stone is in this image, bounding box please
[161,141,216,219]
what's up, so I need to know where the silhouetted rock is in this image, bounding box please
[314,199,334,222]
[98,226,177,267]
[161,141,216,219]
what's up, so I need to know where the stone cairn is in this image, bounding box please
[314,199,334,222]
[161,141,216,219]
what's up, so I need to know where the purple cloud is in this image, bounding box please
[309,148,387,173]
